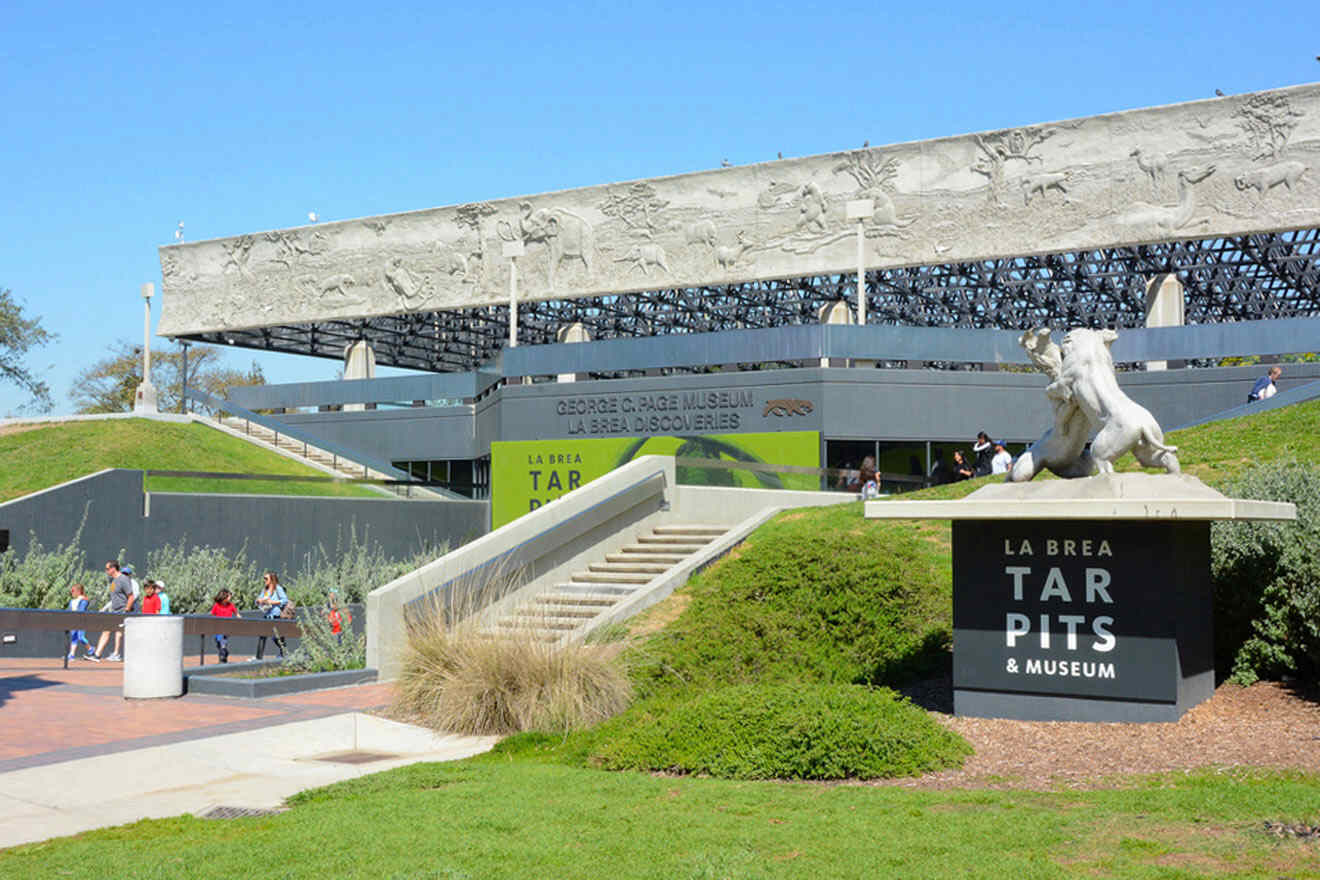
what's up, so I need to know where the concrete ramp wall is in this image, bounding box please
[367,459,856,679]
[367,456,678,678]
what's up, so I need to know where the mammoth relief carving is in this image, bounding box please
[498,202,596,289]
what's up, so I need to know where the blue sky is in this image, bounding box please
[2,0,1317,415]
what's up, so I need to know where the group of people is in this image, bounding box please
[67,561,169,662]
[67,564,351,664]
[932,432,1014,485]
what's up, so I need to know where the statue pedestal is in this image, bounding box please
[133,380,158,414]
[865,474,1295,722]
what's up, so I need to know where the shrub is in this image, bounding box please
[144,539,259,613]
[589,683,971,780]
[285,523,447,608]
[285,603,366,673]
[1211,460,1320,684]
[0,505,91,609]
[393,603,632,736]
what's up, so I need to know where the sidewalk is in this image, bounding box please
[0,658,497,849]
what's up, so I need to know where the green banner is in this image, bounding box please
[491,431,821,528]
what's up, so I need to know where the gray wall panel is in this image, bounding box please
[0,470,146,570]
[147,493,488,576]
[0,470,488,587]
[276,407,482,461]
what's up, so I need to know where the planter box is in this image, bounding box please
[185,663,377,699]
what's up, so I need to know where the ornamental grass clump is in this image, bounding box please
[394,601,633,736]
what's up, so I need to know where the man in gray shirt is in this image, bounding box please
[90,560,136,662]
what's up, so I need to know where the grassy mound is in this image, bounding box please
[590,683,971,780]
[0,418,380,501]
[629,503,951,697]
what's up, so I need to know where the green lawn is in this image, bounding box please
[3,762,1316,878]
[0,419,382,501]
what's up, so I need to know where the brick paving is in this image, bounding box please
[0,658,394,773]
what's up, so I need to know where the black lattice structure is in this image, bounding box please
[182,227,1320,373]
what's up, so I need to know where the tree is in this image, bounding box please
[69,342,266,414]
[0,287,55,412]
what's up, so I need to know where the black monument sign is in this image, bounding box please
[953,519,1213,722]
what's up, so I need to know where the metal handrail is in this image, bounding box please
[0,607,302,668]
[186,389,419,487]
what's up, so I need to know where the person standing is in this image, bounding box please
[326,588,352,645]
[89,560,136,662]
[972,432,994,477]
[254,572,288,659]
[991,443,1014,475]
[1248,366,1282,402]
[155,582,171,615]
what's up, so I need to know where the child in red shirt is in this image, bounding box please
[141,581,163,614]
[210,589,240,663]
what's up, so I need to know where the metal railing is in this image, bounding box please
[0,607,301,668]
[186,389,467,499]
[671,456,928,494]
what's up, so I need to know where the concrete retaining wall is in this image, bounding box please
[0,469,489,580]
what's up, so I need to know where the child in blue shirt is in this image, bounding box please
[67,583,91,660]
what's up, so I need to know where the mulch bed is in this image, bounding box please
[886,676,1320,790]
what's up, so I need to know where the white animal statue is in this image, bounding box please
[1007,328,1096,482]
[1008,327,1180,481]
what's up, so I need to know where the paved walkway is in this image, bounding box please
[0,657,497,848]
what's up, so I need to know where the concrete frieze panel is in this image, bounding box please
[158,84,1320,337]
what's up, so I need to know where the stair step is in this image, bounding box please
[636,536,711,546]
[477,631,561,643]
[572,572,652,585]
[605,552,685,565]
[589,562,668,574]
[616,544,687,555]
[514,606,597,619]
[534,593,624,607]
[496,618,578,631]
[653,525,727,536]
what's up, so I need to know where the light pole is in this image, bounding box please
[133,282,159,413]
[179,339,190,414]
[845,199,874,326]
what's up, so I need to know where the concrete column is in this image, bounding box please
[817,300,853,368]
[343,340,377,411]
[845,199,874,327]
[1144,274,1185,371]
[134,283,159,413]
[556,322,591,383]
[123,616,183,699]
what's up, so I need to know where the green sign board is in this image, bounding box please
[491,431,821,528]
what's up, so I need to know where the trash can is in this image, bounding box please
[123,615,184,699]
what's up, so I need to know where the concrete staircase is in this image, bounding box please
[488,524,730,643]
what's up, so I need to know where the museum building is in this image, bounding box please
[158,84,1320,511]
